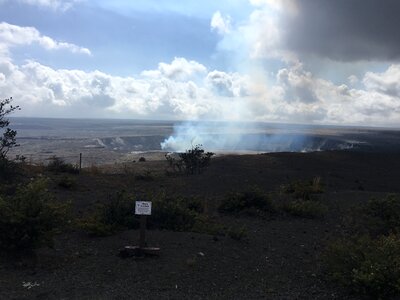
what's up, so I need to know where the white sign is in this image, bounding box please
[135,201,152,215]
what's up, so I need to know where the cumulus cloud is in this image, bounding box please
[141,57,206,81]
[0,56,241,119]
[277,64,320,103]
[1,14,400,126]
[0,22,91,56]
[206,70,250,97]
[214,3,297,63]
[363,65,400,97]
[210,11,231,35]
[2,51,400,125]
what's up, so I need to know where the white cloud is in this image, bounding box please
[5,0,80,11]
[348,75,359,86]
[0,22,91,56]
[363,65,400,97]
[1,15,400,126]
[214,3,297,63]
[2,53,400,125]
[141,57,206,81]
[210,11,232,35]
[249,0,298,14]
[206,70,250,97]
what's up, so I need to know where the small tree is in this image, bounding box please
[0,97,20,160]
[180,144,214,174]
[165,145,214,175]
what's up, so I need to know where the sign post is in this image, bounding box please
[140,215,146,249]
[119,200,160,258]
[135,201,152,248]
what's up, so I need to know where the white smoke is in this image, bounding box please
[161,122,252,152]
[160,121,313,153]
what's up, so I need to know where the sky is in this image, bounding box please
[1,0,400,127]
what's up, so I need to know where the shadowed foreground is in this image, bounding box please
[1,150,400,299]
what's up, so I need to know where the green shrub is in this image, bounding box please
[79,191,138,236]
[165,145,214,175]
[80,193,204,236]
[348,195,400,237]
[282,177,324,200]
[283,200,328,219]
[77,187,241,239]
[179,145,214,175]
[47,156,79,174]
[149,196,198,231]
[323,234,400,299]
[165,154,184,174]
[57,175,77,189]
[0,179,69,252]
[219,187,275,215]
[80,192,242,238]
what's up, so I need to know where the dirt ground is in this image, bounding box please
[1,150,400,299]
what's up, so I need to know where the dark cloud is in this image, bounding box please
[283,0,400,61]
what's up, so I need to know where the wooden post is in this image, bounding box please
[119,201,159,258]
[79,153,82,172]
[139,215,147,249]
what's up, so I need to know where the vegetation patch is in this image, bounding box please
[347,195,400,237]
[323,194,400,298]
[80,193,206,236]
[57,175,77,189]
[218,187,275,215]
[165,145,214,175]
[282,200,327,219]
[47,156,79,174]
[149,196,198,231]
[0,179,69,252]
[281,177,324,200]
[323,234,400,299]
[79,192,245,240]
[79,191,138,236]
[0,97,20,181]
